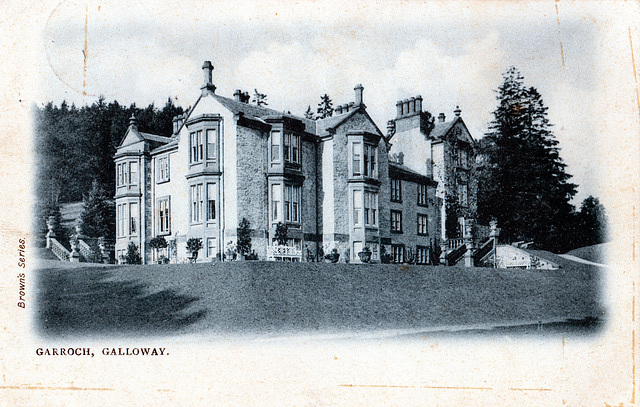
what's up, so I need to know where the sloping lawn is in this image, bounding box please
[35,260,604,338]
[566,243,610,264]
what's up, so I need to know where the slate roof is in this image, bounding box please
[212,94,316,134]
[430,117,459,140]
[315,109,359,136]
[139,132,173,144]
[388,162,437,185]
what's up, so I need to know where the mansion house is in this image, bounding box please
[114,61,476,264]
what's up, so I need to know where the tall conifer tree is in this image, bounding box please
[477,67,577,252]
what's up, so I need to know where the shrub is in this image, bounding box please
[124,242,141,265]
[274,222,288,246]
[237,217,252,256]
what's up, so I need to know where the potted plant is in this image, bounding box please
[324,247,340,263]
[358,246,372,263]
[225,240,237,261]
[186,238,203,263]
[148,236,168,264]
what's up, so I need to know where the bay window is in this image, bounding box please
[353,190,362,226]
[352,142,362,176]
[207,183,217,221]
[284,184,301,223]
[284,132,300,164]
[271,131,281,163]
[190,130,203,163]
[364,191,378,226]
[129,202,138,235]
[206,128,217,162]
[190,184,203,223]
[272,184,282,222]
[158,197,170,234]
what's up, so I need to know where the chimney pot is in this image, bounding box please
[354,83,364,106]
[396,100,403,118]
[402,99,410,116]
[343,103,349,113]
[410,97,416,113]
[415,95,423,113]
[438,113,446,123]
[454,105,461,117]
[336,105,343,114]
[233,89,242,102]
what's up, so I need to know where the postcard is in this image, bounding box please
[0,0,638,405]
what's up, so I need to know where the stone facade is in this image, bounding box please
[115,61,454,265]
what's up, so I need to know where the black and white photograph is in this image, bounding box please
[0,0,638,405]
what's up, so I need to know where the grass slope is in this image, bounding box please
[566,243,609,264]
[35,261,603,338]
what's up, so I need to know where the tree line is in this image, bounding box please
[33,97,184,241]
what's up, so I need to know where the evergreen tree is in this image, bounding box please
[237,217,252,256]
[317,94,333,118]
[477,67,577,252]
[124,241,141,264]
[576,196,607,247]
[252,89,268,106]
[79,180,115,239]
[304,105,315,120]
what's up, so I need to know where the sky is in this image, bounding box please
[37,0,605,204]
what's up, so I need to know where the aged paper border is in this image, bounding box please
[0,1,638,405]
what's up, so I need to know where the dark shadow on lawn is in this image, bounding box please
[36,268,207,337]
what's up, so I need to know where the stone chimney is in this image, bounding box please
[454,106,461,117]
[201,61,216,93]
[354,83,364,106]
[172,116,179,134]
[398,151,404,165]
[233,89,242,102]
[438,113,446,123]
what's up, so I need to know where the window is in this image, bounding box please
[129,203,138,235]
[190,184,203,223]
[392,245,405,264]
[117,163,123,186]
[417,184,427,206]
[283,132,300,164]
[457,183,468,207]
[391,210,403,233]
[190,130,203,163]
[417,214,428,236]
[283,184,300,223]
[207,238,217,258]
[363,144,377,177]
[206,128,217,161]
[272,184,281,222]
[117,204,125,237]
[158,197,170,234]
[157,156,170,182]
[391,178,402,202]
[271,131,281,162]
[353,190,362,226]
[352,142,362,176]
[129,162,138,186]
[416,246,429,265]
[207,183,217,221]
[364,191,378,226]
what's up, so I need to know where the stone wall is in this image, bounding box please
[235,125,269,250]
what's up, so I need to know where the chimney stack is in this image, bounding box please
[409,97,416,114]
[396,100,403,118]
[201,61,216,93]
[354,83,364,106]
[438,113,446,123]
[233,89,242,102]
[454,106,461,117]
[172,116,178,134]
[336,105,343,115]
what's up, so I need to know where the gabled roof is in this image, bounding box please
[430,116,475,145]
[315,109,359,136]
[139,132,172,144]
